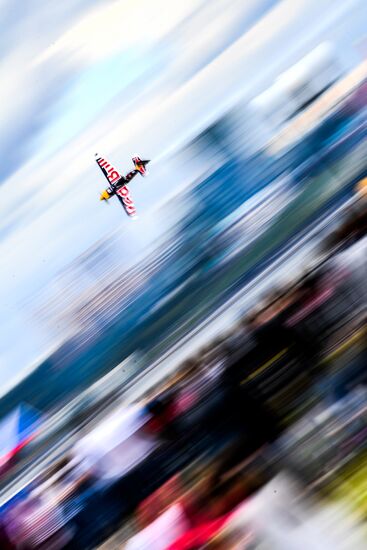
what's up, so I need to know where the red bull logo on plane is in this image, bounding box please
[97,157,121,185]
[117,186,137,216]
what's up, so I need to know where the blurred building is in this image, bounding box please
[254,43,342,121]
[159,42,344,164]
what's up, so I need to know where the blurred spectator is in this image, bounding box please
[322,195,367,253]
[250,304,318,367]
[213,370,281,486]
[145,391,182,442]
[126,503,190,550]
[0,520,14,550]
[4,487,76,550]
[327,235,366,308]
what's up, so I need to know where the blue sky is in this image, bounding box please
[0,0,366,391]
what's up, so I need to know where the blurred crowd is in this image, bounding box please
[0,188,366,548]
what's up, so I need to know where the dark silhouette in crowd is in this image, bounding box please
[323,198,367,253]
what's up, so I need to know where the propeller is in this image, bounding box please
[100,189,111,203]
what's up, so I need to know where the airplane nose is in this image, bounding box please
[100,190,110,201]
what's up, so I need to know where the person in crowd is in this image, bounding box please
[145,390,183,442]
[322,190,367,254]
[0,519,15,550]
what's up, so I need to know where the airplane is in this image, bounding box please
[95,153,150,218]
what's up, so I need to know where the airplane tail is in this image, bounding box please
[132,156,150,176]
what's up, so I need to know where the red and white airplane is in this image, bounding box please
[96,153,150,218]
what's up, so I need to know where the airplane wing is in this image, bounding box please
[95,154,122,185]
[116,185,138,218]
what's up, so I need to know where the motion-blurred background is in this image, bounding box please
[0,0,366,548]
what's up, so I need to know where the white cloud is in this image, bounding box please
[34,0,202,66]
[0,1,104,183]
